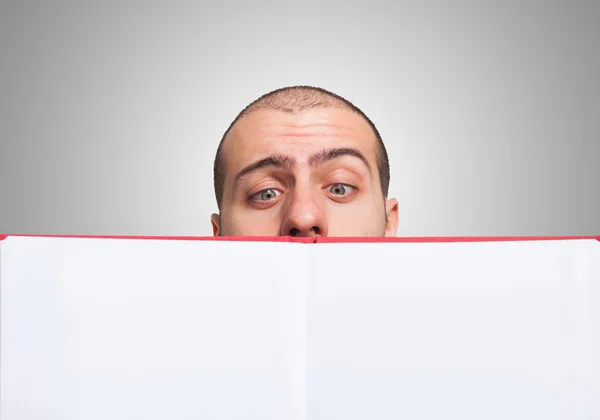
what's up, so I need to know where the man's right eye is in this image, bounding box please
[250,188,281,201]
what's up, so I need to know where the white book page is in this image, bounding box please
[1,237,308,420]
[308,240,600,420]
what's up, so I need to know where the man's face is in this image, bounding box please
[211,107,398,237]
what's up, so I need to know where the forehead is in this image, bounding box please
[222,107,379,170]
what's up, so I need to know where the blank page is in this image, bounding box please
[1,236,309,420]
[308,239,600,420]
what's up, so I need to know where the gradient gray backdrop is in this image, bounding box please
[1,1,598,236]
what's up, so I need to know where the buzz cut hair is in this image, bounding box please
[213,85,390,210]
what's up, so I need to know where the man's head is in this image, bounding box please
[212,85,398,237]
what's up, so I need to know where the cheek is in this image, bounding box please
[325,199,385,234]
[329,195,383,218]
[226,209,282,236]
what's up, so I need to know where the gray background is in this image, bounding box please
[1,0,598,237]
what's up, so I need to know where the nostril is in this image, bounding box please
[289,228,300,237]
[311,226,320,235]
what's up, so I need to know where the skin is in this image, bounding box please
[211,107,399,237]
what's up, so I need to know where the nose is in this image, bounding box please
[280,189,328,237]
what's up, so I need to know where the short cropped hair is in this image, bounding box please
[213,85,390,209]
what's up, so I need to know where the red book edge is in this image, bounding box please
[0,234,598,243]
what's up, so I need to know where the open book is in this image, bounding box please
[1,235,599,419]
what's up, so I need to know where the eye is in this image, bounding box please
[327,183,355,196]
[251,188,281,201]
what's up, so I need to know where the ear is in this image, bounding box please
[210,213,221,236]
[384,198,399,237]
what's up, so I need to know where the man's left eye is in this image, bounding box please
[327,183,355,196]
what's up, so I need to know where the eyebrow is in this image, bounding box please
[233,147,371,185]
[308,147,371,171]
[234,155,297,185]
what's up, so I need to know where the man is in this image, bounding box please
[211,85,398,237]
